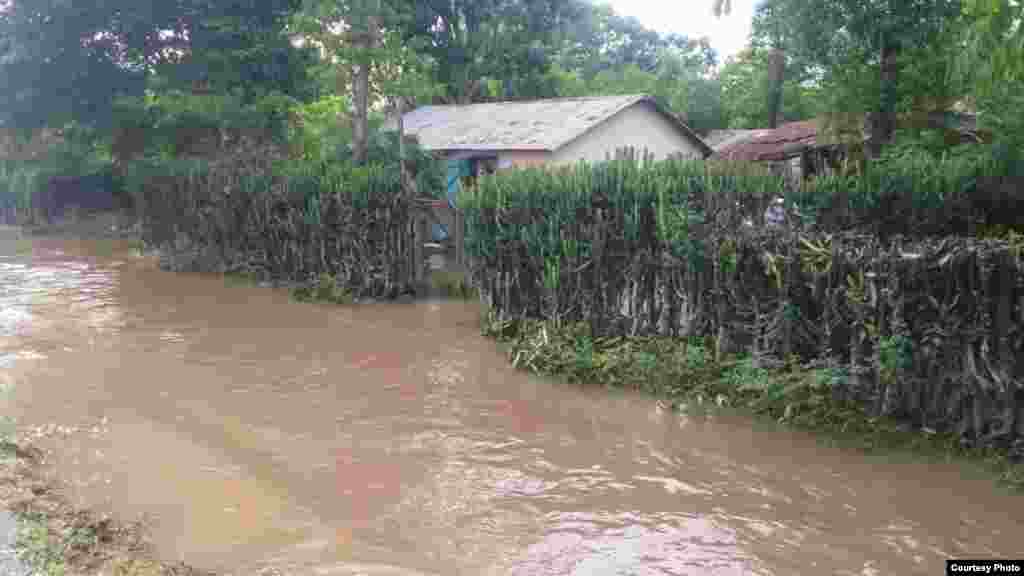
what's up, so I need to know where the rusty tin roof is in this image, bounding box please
[714,120,823,162]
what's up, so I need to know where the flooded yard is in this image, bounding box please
[1,233,1023,575]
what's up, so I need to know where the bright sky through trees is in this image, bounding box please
[603,0,754,60]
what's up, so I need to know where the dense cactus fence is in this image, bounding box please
[127,148,420,298]
[460,148,1024,448]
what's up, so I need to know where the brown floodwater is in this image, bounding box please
[1,232,1022,575]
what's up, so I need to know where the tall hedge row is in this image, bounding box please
[788,146,1023,237]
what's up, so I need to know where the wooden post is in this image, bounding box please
[394,214,404,288]
[414,211,425,283]
[412,212,420,283]
[752,297,761,368]
[454,209,465,268]
[780,247,797,360]
[995,251,1015,430]
[872,271,887,417]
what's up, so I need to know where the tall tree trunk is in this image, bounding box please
[766,47,786,128]
[352,59,369,165]
[351,10,379,166]
[869,35,898,157]
[351,36,371,165]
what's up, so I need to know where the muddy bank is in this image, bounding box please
[0,444,213,576]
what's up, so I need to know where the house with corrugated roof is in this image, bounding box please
[709,113,983,184]
[389,94,710,165]
[386,94,711,203]
[710,120,843,184]
[386,94,712,244]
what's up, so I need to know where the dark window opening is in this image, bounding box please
[460,156,498,190]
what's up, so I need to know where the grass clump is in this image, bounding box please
[290,273,353,305]
[428,270,477,300]
[12,510,117,576]
[222,270,262,288]
[14,514,68,576]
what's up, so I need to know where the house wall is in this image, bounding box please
[496,150,552,169]
[549,102,704,166]
[436,150,549,171]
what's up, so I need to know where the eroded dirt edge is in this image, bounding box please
[0,441,215,576]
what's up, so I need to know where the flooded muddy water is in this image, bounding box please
[1,234,1023,575]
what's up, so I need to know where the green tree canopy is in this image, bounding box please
[0,0,318,131]
[760,0,962,152]
[718,46,820,129]
[955,0,1024,147]
[398,0,580,103]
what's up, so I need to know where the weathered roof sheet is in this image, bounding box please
[388,94,711,157]
[712,112,983,163]
[715,120,823,162]
[704,129,772,152]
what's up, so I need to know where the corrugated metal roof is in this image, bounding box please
[715,120,822,162]
[388,94,711,156]
[704,129,772,152]
[712,113,982,162]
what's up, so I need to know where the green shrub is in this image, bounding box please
[1,123,120,223]
[429,270,477,299]
[0,161,42,219]
[723,358,773,393]
[14,514,68,576]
